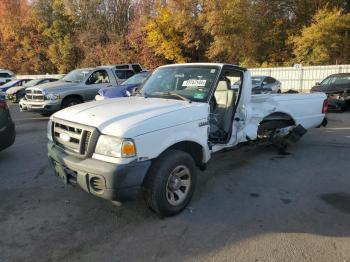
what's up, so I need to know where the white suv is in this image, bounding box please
[0,69,15,86]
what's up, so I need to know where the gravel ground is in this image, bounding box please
[0,104,350,262]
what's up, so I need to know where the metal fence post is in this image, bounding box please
[300,68,304,93]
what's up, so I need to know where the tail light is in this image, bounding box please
[0,100,7,109]
[322,98,329,113]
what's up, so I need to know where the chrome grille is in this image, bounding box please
[26,89,44,101]
[52,119,97,156]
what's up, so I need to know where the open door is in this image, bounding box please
[209,67,243,145]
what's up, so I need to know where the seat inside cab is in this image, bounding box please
[209,71,241,143]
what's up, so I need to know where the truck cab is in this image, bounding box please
[47,63,327,216]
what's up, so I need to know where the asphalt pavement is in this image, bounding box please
[0,104,350,262]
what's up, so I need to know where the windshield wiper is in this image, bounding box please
[155,92,191,102]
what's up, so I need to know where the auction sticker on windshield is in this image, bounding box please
[193,92,205,99]
[182,79,207,87]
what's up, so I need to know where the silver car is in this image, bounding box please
[252,76,281,93]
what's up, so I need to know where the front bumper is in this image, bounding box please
[20,99,62,113]
[48,141,151,201]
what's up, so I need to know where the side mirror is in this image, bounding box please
[262,81,268,86]
[315,82,321,86]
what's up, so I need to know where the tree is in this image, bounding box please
[42,0,80,73]
[204,0,252,64]
[143,0,209,63]
[291,7,350,65]
[0,0,52,73]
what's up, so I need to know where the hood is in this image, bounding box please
[53,96,208,137]
[27,80,80,93]
[6,85,26,95]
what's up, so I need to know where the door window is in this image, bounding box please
[210,69,243,143]
[132,64,142,73]
[87,70,110,84]
[334,75,350,85]
[265,77,276,84]
[115,70,135,80]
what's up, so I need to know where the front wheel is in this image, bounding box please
[62,97,82,109]
[143,149,197,217]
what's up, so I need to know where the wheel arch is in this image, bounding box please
[61,94,84,107]
[258,112,296,135]
[161,141,206,170]
[261,112,296,125]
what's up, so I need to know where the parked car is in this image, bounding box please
[0,79,32,93]
[0,69,15,86]
[47,63,328,217]
[6,78,59,102]
[19,65,141,114]
[251,76,281,93]
[311,73,350,111]
[0,93,15,151]
[95,71,151,100]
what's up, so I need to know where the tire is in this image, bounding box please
[143,149,197,217]
[62,96,82,109]
[15,91,25,102]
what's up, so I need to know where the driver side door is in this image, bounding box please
[84,70,112,100]
[210,67,243,147]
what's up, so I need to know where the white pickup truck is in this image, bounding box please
[47,63,328,216]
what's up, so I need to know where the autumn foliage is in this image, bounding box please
[0,0,349,74]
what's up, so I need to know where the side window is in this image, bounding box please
[334,75,350,85]
[125,70,135,79]
[41,80,50,84]
[0,73,11,78]
[115,70,134,80]
[266,77,276,84]
[87,70,110,84]
[132,64,142,73]
[215,69,243,103]
[115,65,129,69]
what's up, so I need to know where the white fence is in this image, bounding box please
[250,65,350,92]
[17,74,64,80]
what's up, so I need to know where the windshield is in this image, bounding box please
[62,69,92,83]
[24,79,42,87]
[1,80,19,88]
[122,72,150,85]
[140,66,219,102]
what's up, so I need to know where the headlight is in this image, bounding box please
[95,135,136,158]
[45,93,60,100]
[47,118,53,141]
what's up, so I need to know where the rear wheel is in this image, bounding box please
[143,149,197,217]
[62,96,82,109]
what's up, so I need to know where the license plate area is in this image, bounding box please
[52,160,78,185]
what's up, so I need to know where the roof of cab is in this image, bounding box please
[159,63,247,71]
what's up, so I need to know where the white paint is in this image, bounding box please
[52,63,326,165]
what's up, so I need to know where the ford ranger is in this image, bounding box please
[47,63,328,216]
